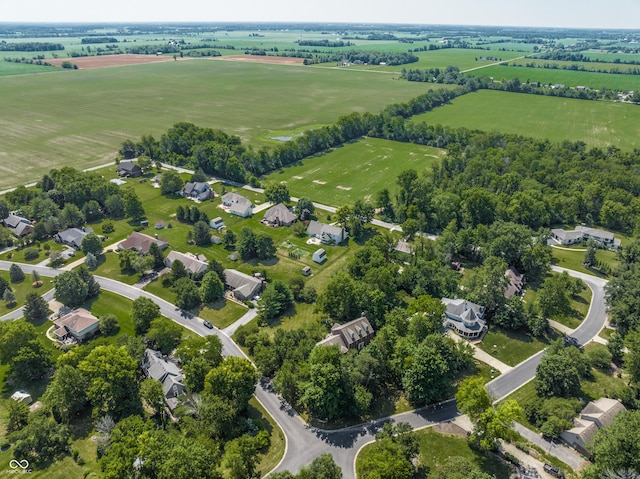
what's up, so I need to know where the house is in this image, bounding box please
[551,226,621,249]
[317,316,375,353]
[141,349,185,411]
[210,217,225,230]
[312,248,327,264]
[182,182,213,201]
[306,220,348,244]
[117,161,143,178]
[504,266,525,298]
[441,298,487,339]
[165,250,208,277]
[54,227,92,249]
[3,213,33,237]
[223,269,264,301]
[118,231,168,254]
[394,240,413,255]
[222,192,253,218]
[53,308,99,342]
[262,203,297,227]
[560,398,626,456]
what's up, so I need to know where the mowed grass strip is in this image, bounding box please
[471,64,640,91]
[412,90,640,150]
[267,138,445,206]
[0,59,432,189]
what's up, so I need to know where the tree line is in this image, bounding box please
[0,41,65,51]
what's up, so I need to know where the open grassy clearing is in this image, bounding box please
[0,61,60,76]
[266,137,444,206]
[507,57,640,74]
[477,327,559,367]
[551,246,619,278]
[0,59,433,190]
[411,90,640,150]
[0,270,53,314]
[472,64,640,90]
[356,428,512,479]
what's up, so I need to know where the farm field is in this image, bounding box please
[507,57,640,73]
[470,64,640,90]
[0,59,433,189]
[0,61,59,76]
[265,137,445,205]
[411,90,640,150]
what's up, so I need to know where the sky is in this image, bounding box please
[1,0,639,29]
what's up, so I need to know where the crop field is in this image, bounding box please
[507,57,638,73]
[0,59,432,189]
[266,137,445,205]
[471,64,640,90]
[0,61,59,76]
[582,50,640,62]
[411,90,640,150]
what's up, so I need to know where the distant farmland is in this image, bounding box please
[0,59,433,189]
[470,64,640,91]
[265,137,445,206]
[411,90,640,150]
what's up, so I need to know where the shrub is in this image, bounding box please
[101,221,114,234]
[23,248,39,261]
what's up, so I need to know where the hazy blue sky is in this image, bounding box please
[2,0,639,29]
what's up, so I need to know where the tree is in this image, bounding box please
[6,399,29,434]
[137,155,153,172]
[9,263,25,283]
[0,321,38,364]
[590,410,640,477]
[193,220,211,246]
[140,378,166,415]
[295,196,315,220]
[84,252,98,270]
[238,227,257,260]
[358,434,414,479]
[118,248,137,272]
[11,410,70,467]
[81,232,103,256]
[9,339,53,383]
[0,199,9,220]
[265,182,290,204]
[537,273,572,318]
[171,259,188,283]
[455,376,492,421]
[608,331,625,361]
[301,345,349,420]
[131,296,160,335]
[147,317,182,355]
[123,188,145,220]
[256,233,276,259]
[77,265,101,299]
[182,356,213,393]
[174,277,202,310]
[82,199,102,222]
[176,335,223,367]
[200,271,224,303]
[42,365,89,423]
[465,256,509,317]
[78,345,142,420]
[584,240,598,268]
[60,203,85,228]
[624,328,640,386]
[0,276,9,299]
[160,169,184,195]
[24,292,50,326]
[223,229,236,249]
[403,340,451,406]
[105,194,125,219]
[133,253,154,276]
[258,280,294,321]
[535,348,582,398]
[54,270,89,307]
[3,288,15,305]
[148,241,165,269]
[430,457,494,479]
[204,356,258,413]
[99,313,119,335]
[298,454,342,478]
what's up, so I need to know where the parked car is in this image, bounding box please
[544,464,564,478]
[203,320,213,329]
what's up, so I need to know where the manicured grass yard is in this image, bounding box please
[551,246,619,278]
[356,428,512,479]
[0,270,53,314]
[0,240,67,264]
[249,397,286,477]
[477,327,558,367]
[197,300,248,329]
[265,137,445,206]
[412,90,640,151]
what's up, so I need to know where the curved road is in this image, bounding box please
[0,261,609,478]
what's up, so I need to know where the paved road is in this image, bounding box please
[0,287,55,321]
[486,266,608,402]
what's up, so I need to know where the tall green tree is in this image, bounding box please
[81,232,103,256]
[146,317,182,355]
[204,356,258,413]
[42,365,89,423]
[258,280,294,321]
[160,169,184,195]
[200,271,224,303]
[589,410,640,477]
[264,182,290,204]
[53,270,89,307]
[131,296,160,335]
[9,263,25,283]
[174,277,202,310]
[11,410,70,467]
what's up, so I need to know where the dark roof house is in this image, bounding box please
[117,161,143,177]
[182,182,213,201]
[223,269,264,301]
[118,231,168,254]
[317,316,375,353]
[504,266,525,298]
[3,213,33,237]
[441,298,487,340]
[262,203,297,227]
[54,227,92,249]
[142,349,185,411]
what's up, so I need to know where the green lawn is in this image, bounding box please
[0,60,59,76]
[411,90,640,151]
[0,59,433,189]
[0,270,53,314]
[248,397,286,478]
[264,137,445,206]
[356,428,512,479]
[197,300,248,329]
[0,240,67,264]
[551,246,619,278]
[477,327,558,367]
[472,64,640,91]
